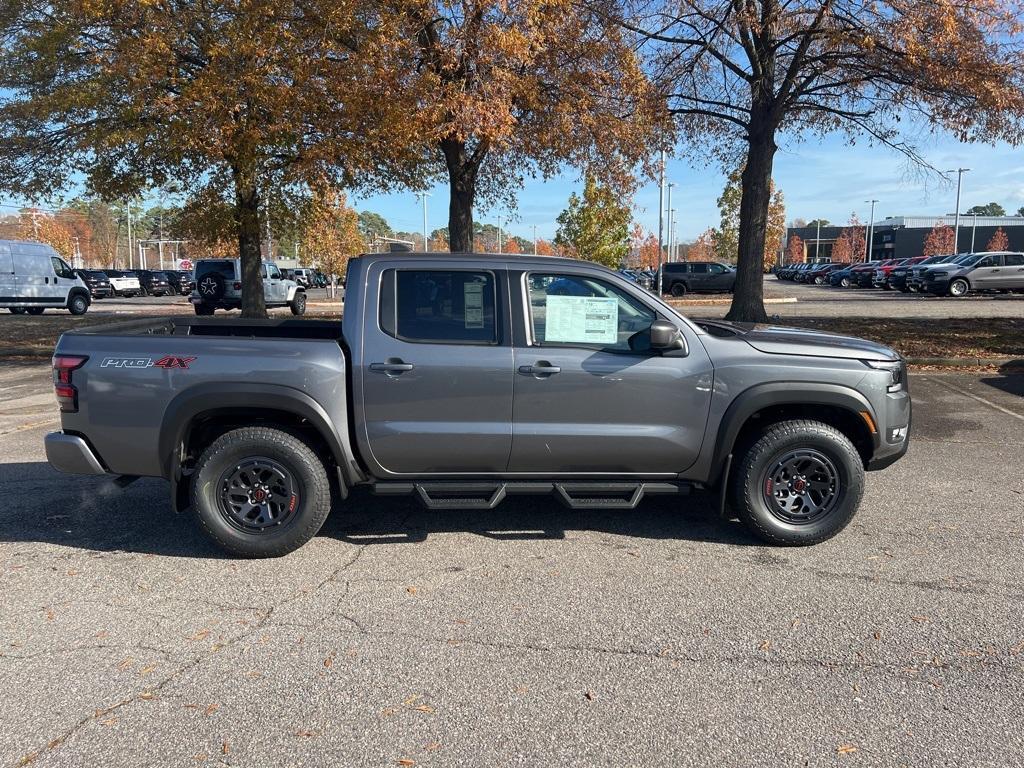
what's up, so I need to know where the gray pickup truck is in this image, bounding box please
[45,252,910,557]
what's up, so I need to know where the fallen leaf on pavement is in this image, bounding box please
[837,744,858,755]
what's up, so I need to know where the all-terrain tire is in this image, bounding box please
[289,292,307,316]
[191,427,332,557]
[728,419,864,546]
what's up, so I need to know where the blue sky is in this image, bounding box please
[3,130,1022,244]
[352,131,1024,243]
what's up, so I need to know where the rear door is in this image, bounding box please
[359,262,514,475]
[1001,253,1024,289]
[0,243,14,301]
[508,268,713,474]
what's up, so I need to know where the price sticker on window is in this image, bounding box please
[544,296,618,344]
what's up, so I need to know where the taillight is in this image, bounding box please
[233,282,242,289]
[52,355,88,412]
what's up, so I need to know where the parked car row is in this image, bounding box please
[776,252,1024,297]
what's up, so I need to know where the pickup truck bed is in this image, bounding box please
[45,253,910,556]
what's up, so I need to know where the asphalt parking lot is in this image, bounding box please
[1,362,1022,767]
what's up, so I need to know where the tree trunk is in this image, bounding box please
[233,165,267,319]
[441,137,477,253]
[725,125,778,324]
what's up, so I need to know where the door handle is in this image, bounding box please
[519,361,561,376]
[370,360,415,375]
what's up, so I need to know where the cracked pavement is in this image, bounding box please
[1,362,1022,767]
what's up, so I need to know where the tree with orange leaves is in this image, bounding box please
[625,0,1024,321]
[407,0,666,252]
[0,1,423,317]
[689,229,717,262]
[987,227,1009,251]
[923,224,956,257]
[786,235,805,264]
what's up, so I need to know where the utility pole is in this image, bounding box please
[265,212,273,260]
[497,218,503,254]
[532,225,538,255]
[815,219,821,263]
[946,167,970,253]
[657,150,666,294]
[667,210,675,264]
[126,201,133,269]
[864,200,878,261]
[666,182,675,267]
[416,191,431,251]
[158,198,164,270]
[72,237,82,269]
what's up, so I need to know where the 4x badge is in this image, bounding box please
[100,356,196,369]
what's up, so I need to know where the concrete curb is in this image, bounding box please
[0,347,53,358]
[667,297,798,307]
[906,356,1022,368]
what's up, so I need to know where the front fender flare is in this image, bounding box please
[709,381,878,486]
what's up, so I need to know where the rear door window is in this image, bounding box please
[1004,254,1024,266]
[379,269,497,344]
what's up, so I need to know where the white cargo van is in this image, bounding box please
[0,239,91,315]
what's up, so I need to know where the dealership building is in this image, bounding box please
[786,215,1024,263]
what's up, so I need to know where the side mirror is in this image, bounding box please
[649,319,687,353]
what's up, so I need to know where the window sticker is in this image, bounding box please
[464,281,484,328]
[544,295,617,344]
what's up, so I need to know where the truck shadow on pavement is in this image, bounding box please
[980,362,1024,399]
[324,488,758,548]
[0,463,759,557]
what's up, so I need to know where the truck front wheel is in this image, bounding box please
[191,427,332,557]
[729,420,864,546]
[289,292,306,316]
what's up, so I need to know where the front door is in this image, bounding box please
[509,270,714,475]
[265,264,287,304]
[359,264,513,475]
[969,254,1002,289]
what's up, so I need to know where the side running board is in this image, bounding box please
[371,481,691,511]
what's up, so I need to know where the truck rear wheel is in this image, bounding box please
[729,419,864,546]
[191,427,332,557]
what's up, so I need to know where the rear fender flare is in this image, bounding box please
[159,383,359,507]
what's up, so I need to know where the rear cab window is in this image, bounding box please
[379,269,498,345]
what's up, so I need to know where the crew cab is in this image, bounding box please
[45,253,911,557]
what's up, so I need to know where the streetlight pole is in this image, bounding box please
[416,191,431,251]
[532,225,538,255]
[497,217,503,254]
[864,199,878,261]
[946,168,970,253]
[657,151,666,294]
[815,219,821,263]
[666,182,675,266]
[670,208,677,262]
[971,214,978,252]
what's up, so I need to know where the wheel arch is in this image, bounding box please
[710,382,878,487]
[65,286,91,306]
[160,383,359,512]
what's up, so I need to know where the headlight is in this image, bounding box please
[865,359,905,392]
